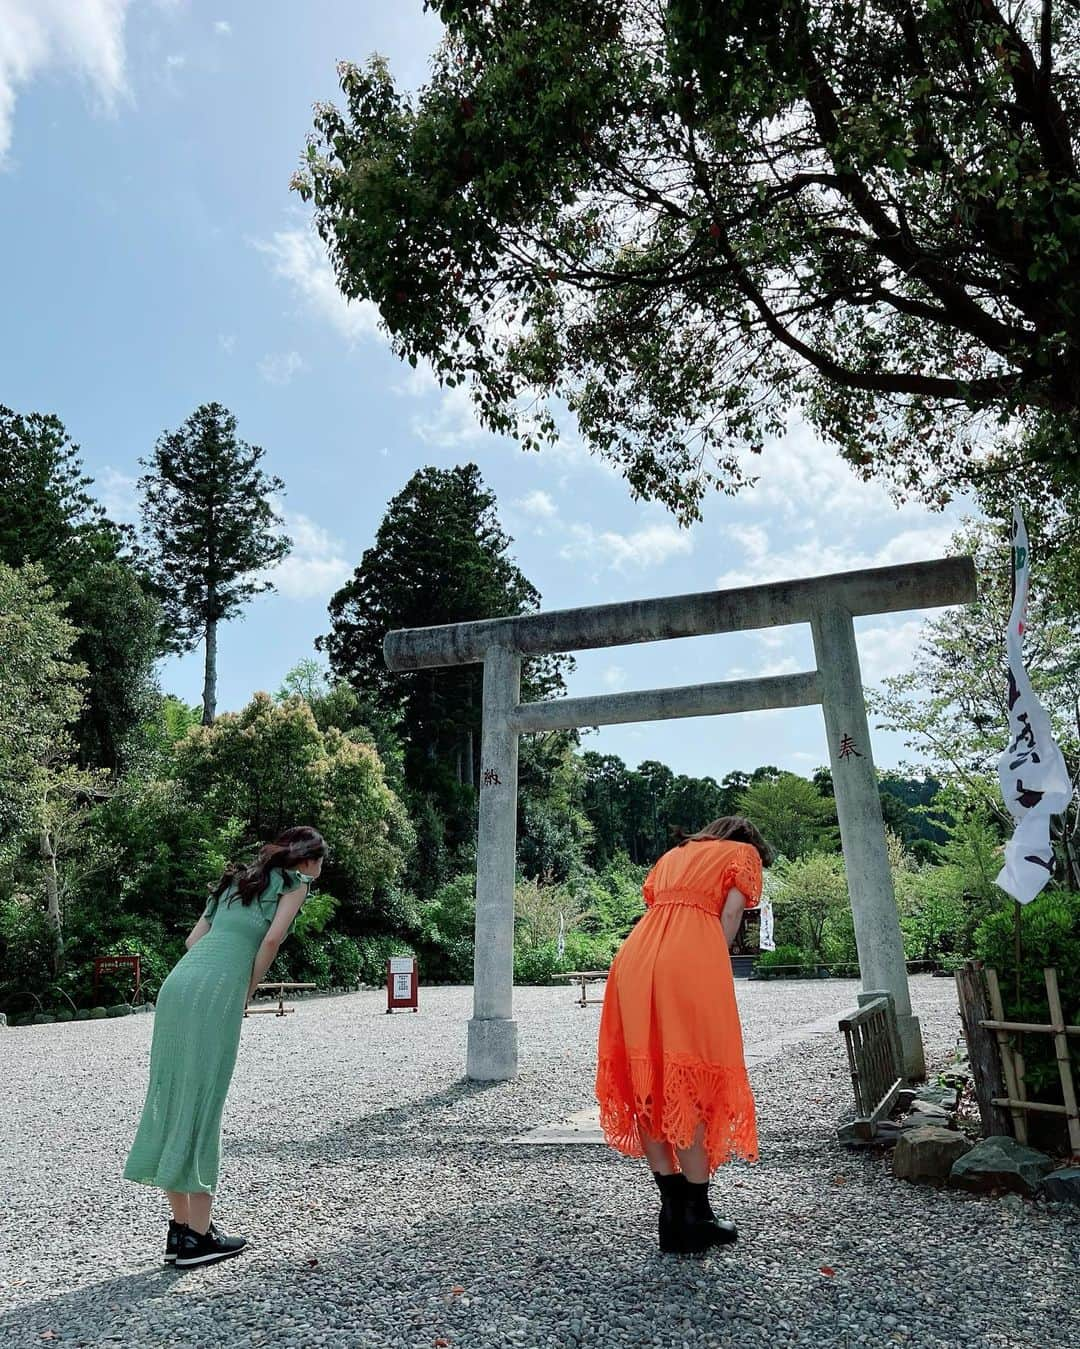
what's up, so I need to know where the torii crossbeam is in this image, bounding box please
[385,556,977,1083]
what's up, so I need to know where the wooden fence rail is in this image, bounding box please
[955,961,1080,1154]
[838,989,905,1139]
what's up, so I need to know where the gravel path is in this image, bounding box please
[1,975,1076,1348]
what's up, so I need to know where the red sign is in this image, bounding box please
[93,955,141,1002]
[386,956,418,1013]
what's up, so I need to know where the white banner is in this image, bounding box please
[758,871,776,952]
[995,509,1073,904]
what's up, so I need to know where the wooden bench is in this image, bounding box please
[244,981,317,1017]
[560,970,608,1008]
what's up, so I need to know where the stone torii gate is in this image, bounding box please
[384,556,977,1084]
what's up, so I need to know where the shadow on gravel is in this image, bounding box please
[0,1266,189,1342]
[228,1075,511,1163]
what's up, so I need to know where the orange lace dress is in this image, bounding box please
[595,839,762,1173]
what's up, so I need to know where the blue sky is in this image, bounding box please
[0,0,973,782]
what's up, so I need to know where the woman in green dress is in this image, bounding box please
[124,825,326,1268]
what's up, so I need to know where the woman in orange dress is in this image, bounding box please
[595,816,771,1253]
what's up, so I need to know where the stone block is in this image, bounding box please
[914,1084,959,1110]
[838,1119,902,1148]
[949,1135,1055,1196]
[893,1126,973,1182]
[900,1110,954,1132]
[911,1099,952,1120]
[1040,1166,1080,1206]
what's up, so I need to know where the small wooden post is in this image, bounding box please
[1044,968,1080,1154]
[955,961,1012,1138]
[984,966,1028,1144]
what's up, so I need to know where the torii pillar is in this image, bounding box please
[385,557,977,1083]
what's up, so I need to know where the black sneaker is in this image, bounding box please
[164,1219,185,1264]
[175,1222,248,1268]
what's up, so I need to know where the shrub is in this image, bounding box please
[55,1008,74,1023]
[74,1009,90,1021]
[417,873,476,983]
[769,853,849,960]
[324,932,364,988]
[356,935,415,987]
[514,941,562,985]
[89,1006,107,1019]
[560,929,617,971]
[106,1004,131,1017]
[755,945,819,979]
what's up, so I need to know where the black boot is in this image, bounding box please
[683,1180,738,1249]
[653,1171,690,1253]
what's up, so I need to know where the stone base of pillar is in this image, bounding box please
[467,1017,518,1081]
[897,1012,926,1082]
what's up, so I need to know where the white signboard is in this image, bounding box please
[393,972,412,999]
[389,956,414,975]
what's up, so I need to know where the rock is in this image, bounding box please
[914,1085,959,1110]
[838,1118,902,1149]
[900,1111,953,1133]
[895,1088,917,1111]
[950,1135,1055,1196]
[89,1006,108,1020]
[893,1126,973,1183]
[911,1099,952,1120]
[1040,1166,1080,1206]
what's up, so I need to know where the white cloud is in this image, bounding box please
[97,465,139,522]
[0,0,132,163]
[213,20,231,35]
[515,489,557,520]
[602,665,630,692]
[560,521,694,571]
[411,383,488,450]
[218,332,236,355]
[854,617,930,684]
[257,350,305,386]
[265,505,352,601]
[253,228,381,344]
[713,519,959,592]
[165,53,186,70]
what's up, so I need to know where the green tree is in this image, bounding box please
[0,405,124,590]
[770,851,850,963]
[0,563,90,969]
[295,3,1080,523]
[138,403,291,724]
[172,692,413,933]
[0,404,163,770]
[277,657,406,791]
[870,517,1080,888]
[320,464,570,803]
[65,561,162,773]
[737,772,839,860]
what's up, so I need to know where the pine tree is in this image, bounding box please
[321,463,569,803]
[0,404,162,771]
[138,403,291,724]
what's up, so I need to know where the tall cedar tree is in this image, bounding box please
[320,464,569,804]
[138,404,291,724]
[295,1,1080,524]
[0,405,161,771]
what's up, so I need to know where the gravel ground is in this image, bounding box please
[1,975,1076,1349]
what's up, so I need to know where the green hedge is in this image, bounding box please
[972,891,1080,1120]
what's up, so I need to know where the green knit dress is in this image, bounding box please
[123,867,308,1194]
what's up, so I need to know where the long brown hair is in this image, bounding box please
[210,826,327,907]
[673,815,773,867]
